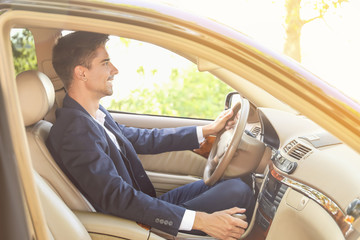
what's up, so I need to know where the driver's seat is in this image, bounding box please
[16,70,95,212]
[16,70,161,240]
[16,70,214,240]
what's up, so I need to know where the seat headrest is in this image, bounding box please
[16,70,55,126]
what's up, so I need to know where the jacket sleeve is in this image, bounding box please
[50,116,186,235]
[100,105,200,154]
[117,124,200,154]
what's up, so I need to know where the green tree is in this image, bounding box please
[11,29,37,75]
[284,0,347,62]
[109,65,233,119]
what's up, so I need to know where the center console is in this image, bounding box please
[245,171,288,239]
[256,173,288,231]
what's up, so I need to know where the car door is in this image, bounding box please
[102,36,233,195]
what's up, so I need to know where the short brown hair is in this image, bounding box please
[52,31,109,89]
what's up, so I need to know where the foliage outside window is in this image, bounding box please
[108,66,233,119]
[11,29,37,75]
[103,37,233,120]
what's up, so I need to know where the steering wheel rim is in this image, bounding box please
[203,97,250,186]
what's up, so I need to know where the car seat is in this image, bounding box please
[15,70,213,239]
[16,70,95,212]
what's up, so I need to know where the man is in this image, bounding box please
[47,31,254,240]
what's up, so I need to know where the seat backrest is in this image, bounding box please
[16,70,95,212]
[34,171,92,240]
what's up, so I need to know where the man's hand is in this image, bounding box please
[193,207,248,240]
[202,109,237,138]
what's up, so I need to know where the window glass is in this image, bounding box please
[101,36,234,120]
[10,29,37,75]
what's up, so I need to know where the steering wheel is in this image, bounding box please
[203,97,250,186]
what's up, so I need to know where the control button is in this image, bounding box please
[256,210,270,230]
[287,162,294,170]
[287,162,297,173]
[347,199,360,219]
[271,206,277,218]
[274,154,297,174]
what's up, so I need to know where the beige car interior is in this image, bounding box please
[17,29,359,240]
[17,70,95,213]
[4,7,358,239]
[16,59,352,240]
[17,70,232,240]
[16,70,161,239]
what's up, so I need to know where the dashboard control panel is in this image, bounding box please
[272,151,297,174]
[256,173,288,231]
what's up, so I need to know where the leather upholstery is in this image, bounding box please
[17,70,55,126]
[34,171,92,240]
[17,70,162,240]
[26,120,95,211]
[16,70,94,212]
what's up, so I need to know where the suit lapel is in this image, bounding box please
[103,120,142,191]
[63,95,155,196]
[104,121,127,153]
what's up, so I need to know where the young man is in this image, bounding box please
[46,31,254,240]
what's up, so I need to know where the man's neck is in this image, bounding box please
[68,90,100,118]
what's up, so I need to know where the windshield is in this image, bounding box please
[164,0,360,105]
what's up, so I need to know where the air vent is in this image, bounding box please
[284,140,312,160]
[251,126,261,137]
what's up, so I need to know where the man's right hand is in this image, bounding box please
[192,207,248,240]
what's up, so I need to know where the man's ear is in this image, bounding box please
[74,65,87,81]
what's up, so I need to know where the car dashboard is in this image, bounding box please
[244,107,360,240]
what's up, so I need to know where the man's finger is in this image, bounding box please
[225,207,246,215]
[218,109,231,118]
[230,227,245,239]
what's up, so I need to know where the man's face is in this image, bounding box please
[84,45,118,98]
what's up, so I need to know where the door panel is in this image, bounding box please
[140,150,206,195]
[146,171,201,196]
[139,151,206,177]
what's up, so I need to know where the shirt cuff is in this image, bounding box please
[179,209,196,231]
[196,126,205,144]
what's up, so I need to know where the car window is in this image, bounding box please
[10,28,37,75]
[101,36,234,120]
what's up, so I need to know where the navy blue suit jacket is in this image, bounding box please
[46,95,200,235]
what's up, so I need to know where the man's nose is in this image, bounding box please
[110,62,119,75]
